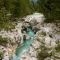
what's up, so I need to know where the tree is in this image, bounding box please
[37,0,60,22]
[11,0,33,17]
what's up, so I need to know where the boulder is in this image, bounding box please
[25,13,45,23]
[32,26,40,34]
[30,19,38,26]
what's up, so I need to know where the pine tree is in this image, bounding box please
[12,0,21,17]
[37,0,60,22]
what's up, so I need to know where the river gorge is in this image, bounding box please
[0,13,60,60]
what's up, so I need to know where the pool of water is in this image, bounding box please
[12,29,35,60]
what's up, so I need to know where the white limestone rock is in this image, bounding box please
[25,13,45,23]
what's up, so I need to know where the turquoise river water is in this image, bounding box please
[12,29,35,60]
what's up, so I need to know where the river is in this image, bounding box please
[12,28,35,60]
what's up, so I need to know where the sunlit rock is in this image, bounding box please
[30,19,37,26]
[25,13,45,23]
[0,12,60,60]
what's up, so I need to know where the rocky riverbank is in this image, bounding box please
[18,22,60,60]
[0,13,60,60]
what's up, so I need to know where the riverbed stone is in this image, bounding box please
[0,13,60,60]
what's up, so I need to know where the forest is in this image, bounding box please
[0,0,60,21]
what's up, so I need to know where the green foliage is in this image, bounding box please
[0,22,15,31]
[37,50,49,60]
[40,32,46,36]
[37,0,60,22]
[0,0,60,27]
[0,6,15,30]
[0,0,33,20]
[37,46,51,60]
[55,41,60,52]
[0,36,8,46]
[12,0,21,17]
[17,0,33,17]
[0,50,3,60]
[0,7,11,22]
[0,0,33,17]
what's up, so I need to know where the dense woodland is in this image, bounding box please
[0,0,60,30]
[0,0,60,22]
